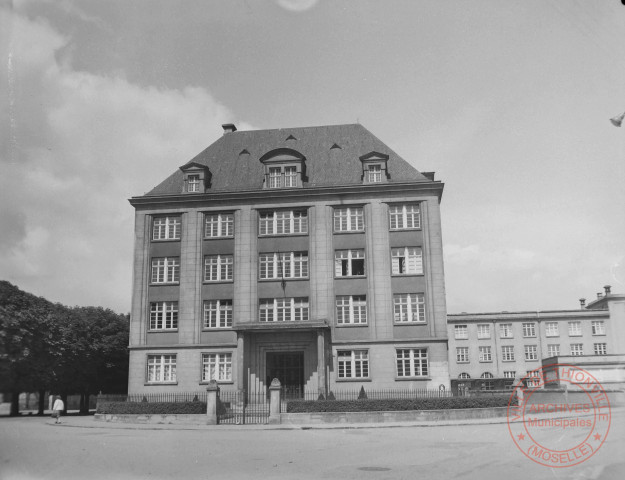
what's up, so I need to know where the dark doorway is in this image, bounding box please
[266,352,304,399]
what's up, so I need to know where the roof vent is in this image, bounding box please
[222,123,237,135]
[330,143,341,149]
[597,292,603,299]
[604,285,612,296]
[579,298,586,309]
[286,134,296,141]
[239,149,250,156]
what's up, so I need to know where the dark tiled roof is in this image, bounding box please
[146,124,429,196]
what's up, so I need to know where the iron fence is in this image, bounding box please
[96,392,208,407]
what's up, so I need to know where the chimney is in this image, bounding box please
[222,123,237,135]
[579,298,586,309]
[604,285,612,296]
[597,292,603,299]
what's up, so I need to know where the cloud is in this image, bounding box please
[275,0,319,13]
[0,8,253,312]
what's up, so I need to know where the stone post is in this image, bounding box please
[268,378,281,425]
[206,380,220,425]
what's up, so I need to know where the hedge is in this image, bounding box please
[96,401,207,415]
[286,396,513,413]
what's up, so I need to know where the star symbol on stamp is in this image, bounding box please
[593,433,601,441]
[517,433,525,441]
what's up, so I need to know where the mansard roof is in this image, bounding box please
[145,123,430,196]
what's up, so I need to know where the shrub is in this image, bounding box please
[357,386,368,400]
[96,401,206,415]
[286,396,512,413]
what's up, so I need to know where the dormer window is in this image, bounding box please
[187,175,201,192]
[360,152,389,184]
[368,164,382,183]
[179,162,210,193]
[259,148,306,189]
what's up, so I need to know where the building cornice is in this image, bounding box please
[447,309,609,322]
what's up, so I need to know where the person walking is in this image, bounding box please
[51,395,64,424]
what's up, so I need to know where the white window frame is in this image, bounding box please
[259,210,308,236]
[458,372,471,379]
[203,300,233,329]
[500,324,513,338]
[367,164,382,183]
[593,343,607,355]
[524,345,538,361]
[547,344,560,357]
[152,216,181,241]
[336,295,367,325]
[545,322,559,337]
[391,247,423,275]
[337,350,369,379]
[149,301,178,330]
[476,324,491,339]
[456,347,469,363]
[591,321,605,335]
[479,346,492,362]
[396,348,428,377]
[502,345,515,362]
[568,321,582,336]
[205,213,234,238]
[267,164,299,189]
[259,252,309,279]
[522,323,536,338]
[187,174,201,192]
[526,371,541,388]
[393,293,425,323]
[389,204,421,230]
[334,249,365,277]
[454,325,468,339]
[202,353,232,382]
[333,207,364,232]
[259,297,309,322]
[151,257,180,284]
[147,354,177,383]
[570,343,583,356]
[503,371,516,379]
[204,255,233,282]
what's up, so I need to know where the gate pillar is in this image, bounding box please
[268,378,281,424]
[206,380,220,425]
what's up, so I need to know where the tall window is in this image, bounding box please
[336,295,367,325]
[524,345,538,361]
[204,255,233,282]
[393,293,425,323]
[479,346,492,362]
[502,345,515,361]
[333,207,364,232]
[570,344,583,356]
[203,300,233,328]
[568,322,582,336]
[456,347,469,363]
[477,324,491,339]
[205,213,233,238]
[284,166,298,187]
[152,216,181,240]
[592,321,605,335]
[396,349,428,377]
[187,174,201,192]
[259,252,308,279]
[500,324,513,338]
[334,249,365,277]
[454,325,468,339]
[149,302,178,330]
[202,353,232,382]
[522,323,536,337]
[545,322,559,337]
[269,167,282,188]
[259,298,309,322]
[594,343,607,355]
[391,247,423,275]
[259,210,308,235]
[547,344,560,357]
[389,204,421,230]
[151,257,180,284]
[337,350,369,378]
[147,354,176,383]
[368,164,382,183]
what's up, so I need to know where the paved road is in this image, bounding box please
[1,411,624,480]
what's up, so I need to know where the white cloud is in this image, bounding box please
[275,0,320,13]
[0,8,253,312]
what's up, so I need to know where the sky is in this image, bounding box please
[1,0,624,315]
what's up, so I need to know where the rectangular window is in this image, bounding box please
[269,167,281,188]
[568,321,582,336]
[594,343,607,355]
[259,252,308,279]
[522,323,536,338]
[500,324,513,338]
[284,166,298,187]
[149,302,178,330]
[259,210,308,236]
[147,354,176,383]
[391,247,423,275]
[547,344,560,357]
[337,350,369,379]
[524,345,538,361]
[389,204,421,230]
[503,371,516,379]
[259,298,309,322]
[454,325,468,339]
[202,353,232,382]
[479,346,492,362]
[393,293,425,323]
[526,371,541,388]
[205,213,234,238]
[570,344,583,356]
[592,321,605,335]
[477,324,491,339]
[396,348,428,377]
[334,249,365,277]
[204,255,233,282]
[333,207,364,232]
[151,257,180,284]
[545,322,559,337]
[336,295,367,325]
[203,300,233,328]
[368,164,382,183]
[502,345,515,361]
[152,216,181,240]
[456,347,469,363]
[188,174,200,192]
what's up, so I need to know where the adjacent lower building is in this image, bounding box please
[128,123,450,396]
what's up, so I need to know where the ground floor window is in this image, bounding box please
[396,348,428,377]
[337,350,369,379]
[202,353,232,382]
[147,354,176,383]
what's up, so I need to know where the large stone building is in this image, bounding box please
[128,123,449,397]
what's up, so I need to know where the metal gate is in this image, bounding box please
[218,390,269,425]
